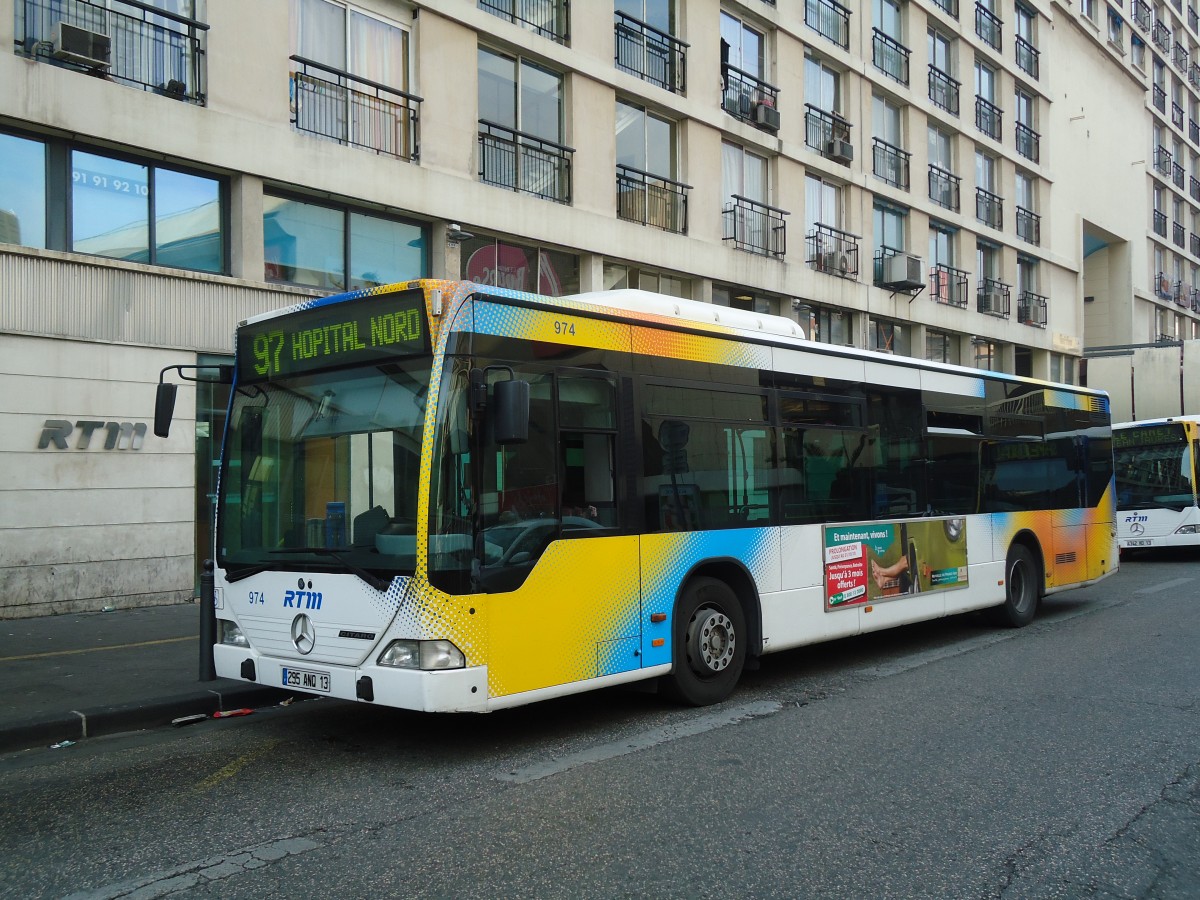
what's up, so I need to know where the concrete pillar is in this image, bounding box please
[229,174,263,281]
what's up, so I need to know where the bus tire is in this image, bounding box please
[663,576,746,706]
[989,543,1040,627]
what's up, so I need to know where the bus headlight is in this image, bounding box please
[1176,525,1199,534]
[377,639,465,670]
[219,621,249,648]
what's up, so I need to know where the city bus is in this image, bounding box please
[155,279,1117,712]
[1114,416,1200,550]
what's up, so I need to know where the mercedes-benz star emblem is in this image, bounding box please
[1130,522,1145,535]
[291,614,316,655]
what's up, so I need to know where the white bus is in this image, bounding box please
[1114,416,1200,550]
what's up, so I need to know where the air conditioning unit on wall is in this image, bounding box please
[824,139,854,164]
[881,254,924,290]
[51,21,111,69]
[754,102,781,132]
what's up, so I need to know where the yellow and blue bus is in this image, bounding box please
[159,279,1117,711]
[1114,416,1200,550]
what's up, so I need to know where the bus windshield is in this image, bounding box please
[218,358,432,579]
[1114,424,1195,511]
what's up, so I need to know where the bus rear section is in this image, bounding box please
[1114,417,1200,549]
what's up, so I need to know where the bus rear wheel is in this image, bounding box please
[988,543,1040,627]
[664,576,746,706]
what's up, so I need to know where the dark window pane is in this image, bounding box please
[263,195,345,289]
[644,384,767,421]
[0,133,47,248]
[350,212,426,289]
[155,168,222,272]
[72,151,150,261]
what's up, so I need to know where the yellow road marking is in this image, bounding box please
[0,636,195,663]
[193,738,282,794]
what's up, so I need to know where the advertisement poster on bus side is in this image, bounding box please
[824,518,969,610]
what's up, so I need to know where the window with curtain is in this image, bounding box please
[928,125,952,170]
[929,221,955,267]
[804,175,840,232]
[722,142,767,207]
[804,54,840,112]
[873,202,906,253]
[872,94,902,146]
[974,60,995,102]
[874,0,902,40]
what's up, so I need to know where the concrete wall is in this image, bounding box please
[1085,341,1199,423]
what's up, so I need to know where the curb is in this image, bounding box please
[0,684,290,755]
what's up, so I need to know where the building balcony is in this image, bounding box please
[976,187,1003,229]
[931,0,959,18]
[805,0,851,50]
[1190,63,1200,88]
[1191,231,1200,255]
[1173,102,1186,130]
[722,65,781,133]
[978,278,1012,318]
[478,120,574,203]
[1190,118,1199,143]
[1153,20,1171,52]
[807,224,861,279]
[928,66,960,115]
[1191,7,1199,33]
[1153,84,1166,112]
[873,140,910,189]
[1015,122,1040,163]
[1173,162,1186,189]
[1155,271,1173,298]
[1133,0,1152,30]
[975,3,1003,51]
[614,12,686,93]
[290,57,421,161]
[480,0,569,44]
[872,29,910,85]
[1153,210,1168,237]
[975,96,1002,141]
[1154,145,1172,176]
[930,263,969,307]
[723,196,787,258]
[1017,292,1048,328]
[805,106,854,164]
[1173,281,1193,306]
[929,165,961,211]
[1174,221,1186,247]
[1175,43,1190,72]
[15,0,208,104]
[1016,206,1041,245]
[1015,35,1039,80]
[616,165,689,234]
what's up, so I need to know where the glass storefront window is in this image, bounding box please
[72,152,151,261]
[156,168,222,273]
[350,212,425,288]
[264,195,345,289]
[460,234,579,295]
[0,133,47,248]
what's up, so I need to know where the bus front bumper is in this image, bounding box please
[213,643,490,713]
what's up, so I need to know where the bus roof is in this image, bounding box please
[566,288,807,340]
[1114,415,1200,429]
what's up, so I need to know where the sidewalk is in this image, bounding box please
[0,602,288,754]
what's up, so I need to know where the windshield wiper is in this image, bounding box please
[269,548,390,592]
[225,563,278,583]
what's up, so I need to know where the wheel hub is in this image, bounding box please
[687,608,736,674]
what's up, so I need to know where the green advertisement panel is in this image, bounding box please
[824,517,969,609]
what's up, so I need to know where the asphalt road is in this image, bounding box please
[2,551,1199,899]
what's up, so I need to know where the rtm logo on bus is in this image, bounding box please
[283,590,323,610]
[1123,514,1149,523]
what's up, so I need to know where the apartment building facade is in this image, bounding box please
[0,0,1156,617]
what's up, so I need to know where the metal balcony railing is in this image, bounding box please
[1017,292,1048,327]
[930,263,969,307]
[1015,35,1039,79]
[805,105,853,161]
[1176,43,1190,72]
[1174,162,1186,188]
[976,96,1002,140]
[929,165,961,211]
[1174,221,1186,247]
[614,12,686,93]
[872,29,910,84]
[16,0,207,103]
[873,139,910,188]
[1173,102,1186,129]
[1191,7,1199,32]
[1188,176,1199,201]
[1016,206,1041,245]
[976,187,1003,229]
[616,164,689,234]
[1133,0,1152,29]
[929,66,960,115]
[1016,122,1040,162]
[1153,84,1167,112]
[975,3,1003,50]
[1190,63,1200,88]
[290,56,421,161]
[1192,232,1200,255]
[805,0,851,49]
[1191,118,1200,143]
[723,195,788,258]
[1153,210,1168,236]
[1153,19,1171,52]
[722,64,781,133]
[978,278,1012,318]
[807,224,861,279]
[479,0,569,44]
[1154,145,1173,176]
[1174,281,1191,306]
[478,120,574,203]
[932,0,959,17]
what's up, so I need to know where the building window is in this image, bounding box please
[615,0,685,92]
[929,220,957,268]
[722,141,786,257]
[869,318,910,355]
[263,193,428,290]
[973,339,999,371]
[721,11,778,127]
[616,100,686,233]
[926,330,960,364]
[478,47,570,202]
[604,261,690,299]
[1109,10,1124,48]
[0,131,224,272]
[874,201,907,255]
[479,0,569,44]
[796,303,853,346]
[460,234,578,295]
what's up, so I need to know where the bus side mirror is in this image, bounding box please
[154,382,178,438]
[493,379,530,445]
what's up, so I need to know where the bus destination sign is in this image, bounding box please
[1113,423,1186,449]
[237,289,429,383]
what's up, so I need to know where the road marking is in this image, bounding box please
[1135,577,1194,595]
[62,836,323,900]
[496,700,782,784]
[192,738,281,794]
[0,636,194,663]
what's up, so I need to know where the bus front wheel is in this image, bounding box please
[989,543,1040,627]
[664,576,747,706]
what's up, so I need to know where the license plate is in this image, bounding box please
[282,666,330,693]
[1125,539,1153,547]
